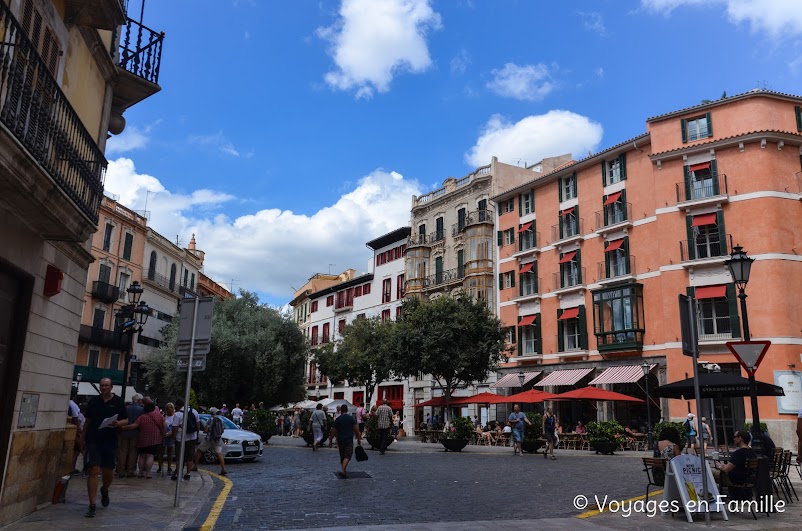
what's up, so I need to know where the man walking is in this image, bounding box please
[195,407,227,476]
[332,405,361,478]
[231,403,243,427]
[376,399,393,455]
[117,393,143,478]
[508,404,531,456]
[542,407,558,460]
[310,403,327,451]
[82,378,127,518]
[171,399,199,480]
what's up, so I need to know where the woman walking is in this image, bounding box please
[124,399,165,479]
[158,403,176,475]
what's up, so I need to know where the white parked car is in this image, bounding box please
[198,414,263,463]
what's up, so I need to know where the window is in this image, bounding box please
[417,224,426,244]
[518,222,536,251]
[356,313,366,320]
[169,264,176,291]
[102,223,114,252]
[520,190,534,215]
[692,284,740,340]
[382,278,392,303]
[88,349,99,368]
[683,160,719,201]
[499,271,515,289]
[557,306,587,351]
[311,301,319,312]
[363,283,371,295]
[355,286,362,297]
[602,190,627,226]
[502,199,515,214]
[395,306,402,319]
[592,284,645,350]
[338,319,346,334]
[326,295,334,307]
[435,217,444,242]
[434,256,443,284]
[559,251,581,288]
[98,263,111,284]
[521,326,538,355]
[503,228,515,246]
[478,199,488,221]
[517,314,540,356]
[137,335,161,348]
[322,323,330,343]
[602,154,627,186]
[148,252,157,279]
[381,309,391,321]
[457,208,466,231]
[519,263,538,296]
[796,106,802,132]
[396,274,404,299]
[685,211,726,260]
[682,113,712,142]
[109,352,120,370]
[122,232,133,261]
[505,326,516,344]
[92,308,105,329]
[190,273,195,291]
[558,173,577,201]
[118,272,130,300]
[559,207,579,239]
[604,237,630,278]
[183,270,189,287]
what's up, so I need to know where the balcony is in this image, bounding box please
[422,267,464,291]
[595,331,644,353]
[512,231,540,258]
[144,268,178,294]
[596,256,637,285]
[64,0,126,30]
[512,277,542,303]
[594,203,633,235]
[79,325,128,349]
[680,234,732,265]
[91,280,121,303]
[464,209,494,228]
[552,268,586,295]
[429,230,446,249]
[676,173,728,207]
[407,233,431,249]
[0,2,106,241]
[73,364,124,385]
[310,334,332,347]
[179,285,197,299]
[551,219,584,247]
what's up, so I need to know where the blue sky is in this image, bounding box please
[104,0,802,306]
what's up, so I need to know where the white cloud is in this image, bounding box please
[188,132,243,157]
[450,48,471,75]
[317,0,442,98]
[465,111,603,167]
[104,158,421,303]
[486,63,554,101]
[577,11,607,36]
[595,67,605,78]
[106,124,156,155]
[642,0,802,38]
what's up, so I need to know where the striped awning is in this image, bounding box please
[492,371,542,388]
[534,368,593,387]
[589,364,655,385]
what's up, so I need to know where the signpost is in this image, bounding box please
[726,341,771,375]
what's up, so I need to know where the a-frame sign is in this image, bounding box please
[726,340,771,375]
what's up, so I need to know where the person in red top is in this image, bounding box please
[124,398,165,479]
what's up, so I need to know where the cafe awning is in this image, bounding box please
[534,367,593,387]
[589,364,655,385]
[492,371,542,388]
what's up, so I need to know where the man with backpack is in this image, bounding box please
[171,399,199,480]
[195,407,227,476]
[683,413,698,454]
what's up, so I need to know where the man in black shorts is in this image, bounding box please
[81,378,127,518]
[333,405,362,478]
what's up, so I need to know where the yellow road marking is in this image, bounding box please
[576,490,663,519]
[200,469,233,531]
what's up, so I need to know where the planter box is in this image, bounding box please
[441,439,469,452]
[591,441,619,455]
[301,432,314,447]
[366,436,394,451]
[521,440,544,454]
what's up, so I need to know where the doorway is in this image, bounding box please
[700,363,745,451]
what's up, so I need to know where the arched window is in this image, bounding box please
[169,264,177,291]
[148,251,156,280]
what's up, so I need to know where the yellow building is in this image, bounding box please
[0,1,164,523]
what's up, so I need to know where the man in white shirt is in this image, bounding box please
[171,399,199,480]
[231,404,243,427]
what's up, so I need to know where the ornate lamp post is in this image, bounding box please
[517,371,525,389]
[117,281,151,402]
[641,362,653,450]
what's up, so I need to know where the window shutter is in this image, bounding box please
[558,179,563,202]
[531,221,536,246]
[796,106,802,131]
[716,209,727,254]
[578,305,588,350]
[510,273,515,288]
[519,274,523,296]
[518,194,523,215]
[510,229,515,244]
[123,233,133,260]
[557,309,564,352]
[574,205,580,235]
[518,224,523,252]
[604,242,611,278]
[705,112,713,137]
[535,314,542,354]
[683,165,692,202]
[497,230,502,246]
[681,118,688,143]
[576,249,582,283]
[623,236,631,273]
[510,325,516,343]
[710,159,719,195]
[603,194,609,226]
[601,160,607,186]
[572,173,577,197]
[685,214,696,260]
[726,283,741,338]
[619,153,627,180]
[529,191,534,213]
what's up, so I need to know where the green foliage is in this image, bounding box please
[243,409,276,439]
[314,317,394,406]
[587,420,626,444]
[743,421,768,433]
[446,416,474,440]
[652,421,687,446]
[365,413,378,437]
[524,412,543,441]
[189,388,199,411]
[144,292,307,406]
[389,296,507,420]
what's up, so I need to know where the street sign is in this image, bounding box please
[176,355,207,372]
[726,340,771,375]
[178,297,214,343]
[678,294,697,356]
[176,341,211,356]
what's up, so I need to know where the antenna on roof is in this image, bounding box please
[328,264,336,275]
[229,279,239,293]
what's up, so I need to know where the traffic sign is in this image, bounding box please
[176,355,207,372]
[176,341,211,356]
[726,340,771,375]
[178,297,214,343]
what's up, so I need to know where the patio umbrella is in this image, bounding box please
[413,397,449,408]
[494,388,558,404]
[449,392,506,405]
[553,386,643,402]
[655,371,784,399]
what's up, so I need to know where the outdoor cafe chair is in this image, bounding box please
[642,457,667,501]
[727,457,764,519]
[779,450,798,502]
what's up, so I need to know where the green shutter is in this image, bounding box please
[685,214,696,260]
[510,228,515,244]
[623,236,630,273]
[710,159,720,195]
[498,273,503,288]
[559,213,564,239]
[510,325,516,343]
[604,241,611,278]
[518,224,522,252]
[681,118,688,143]
[574,205,580,234]
[576,249,582,283]
[578,305,588,350]
[535,314,542,354]
[620,189,628,222]
[602,194,609,226]
[683,164,691,201]
[519,193,523,215]
[532,221,537,247]
[457,250,464,277]
[572,173,577,197]
[558,179,563,202]
[726,283,741,338]
[529,191,534,213]
[557,309,564,352]
[716,209,727,255]
[601,160,607,186]
[705,112,713,137]
[511,272,515,288]
[796,106,802,131]
[497,230,502,246]
[687,286,695,298]
[123,233,133,260]
[519,274,523,297]
[619,153,627,180]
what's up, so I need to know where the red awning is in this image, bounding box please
[559,307,580,320]
[603,192,622,206]
[695,285,727,299]
[689,162,710,172]
[558,251,576,264]
[605,239,624,252]
[518,314,537,327]
[691,213,717,227]
[518,222,533,233]
[560,207,575,216]
[519,262,534,273]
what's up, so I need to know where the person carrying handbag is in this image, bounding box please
[310,403,328,451]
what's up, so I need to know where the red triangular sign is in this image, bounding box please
[726,341,771,375]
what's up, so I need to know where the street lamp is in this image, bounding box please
[725,245,762,453]
[117,281,151,402]
[641,362,653,450]
[517,371,525,388]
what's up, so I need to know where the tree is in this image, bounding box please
[314,317,394,407]
[145,291,307,407]
[389,296,507,421]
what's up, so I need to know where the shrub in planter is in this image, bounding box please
[651,421,686,448]
[441,416,473,452]
[586,420,626,454]
[242,409,276,442]
[364,413,394,450]
[520,412,544,453]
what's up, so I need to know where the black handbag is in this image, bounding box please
[354,444,368,462]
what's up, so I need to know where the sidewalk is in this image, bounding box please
[1,468,216,530]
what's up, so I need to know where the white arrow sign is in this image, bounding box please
[726,341,771,374]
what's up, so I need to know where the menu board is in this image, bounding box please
[775,370,802,414]
[665,454,728,523]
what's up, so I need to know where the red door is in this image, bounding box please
[380,385,403,412]
[353,391,364,408]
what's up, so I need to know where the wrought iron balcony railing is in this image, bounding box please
[407,233,430,248]
[551,218,584,243]
[597,256,637,281]
[552,267,586,290]
[423,267,464,290]
[79,325,128,349]
[464,209,494,228]
[113,16,164,84]
[680,234,731,261]
[0,2,105,224]
[595,203,632,230]
[676,173,728,203]
[145,268,178,293]
[91,280,121,303]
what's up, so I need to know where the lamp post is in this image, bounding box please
[517,371,525,389]
[641,362,653,450]
[117,281,151,402]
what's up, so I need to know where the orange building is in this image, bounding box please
[198,272,234,300]
[492,90,802,449]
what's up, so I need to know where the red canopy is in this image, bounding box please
[450,392,505,405]
[413,397,448,408]
[494,389,558,404]
[552,386,642,402]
